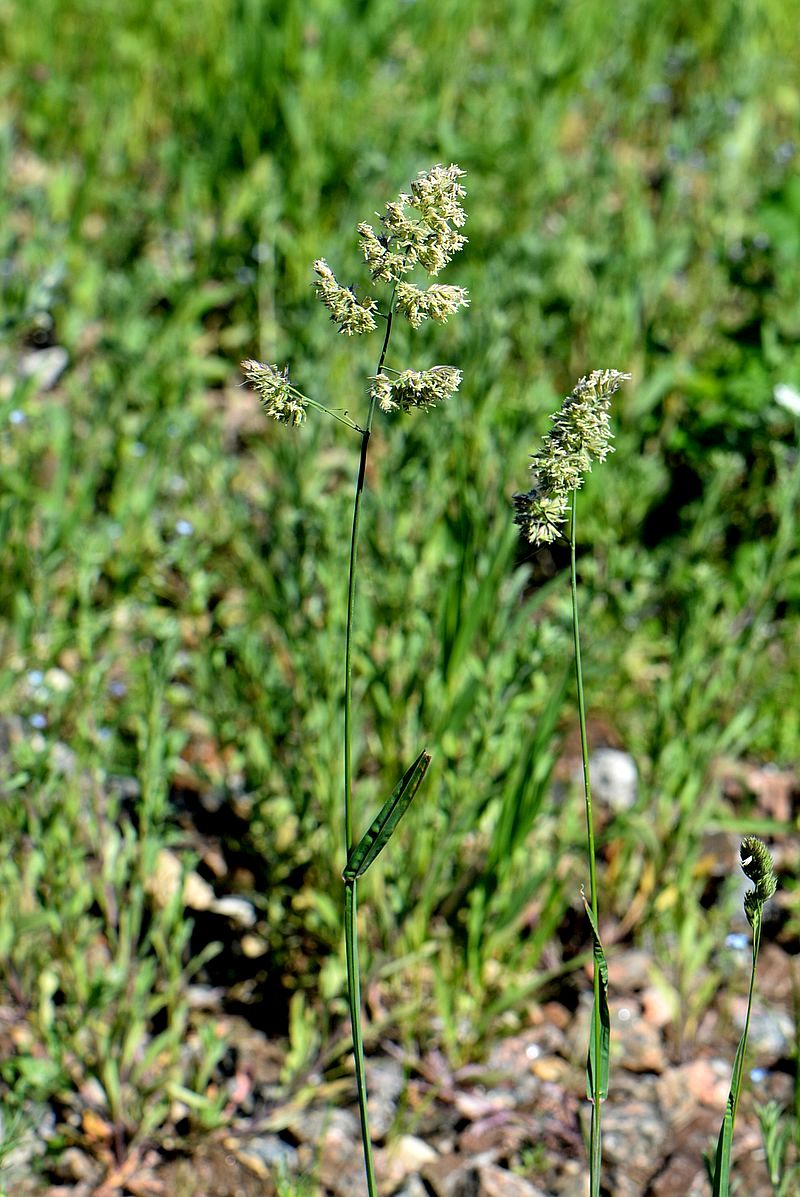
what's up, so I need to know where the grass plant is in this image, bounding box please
[709,837,778,1195]
[514,370,630,1195]
[243,164,469,1196]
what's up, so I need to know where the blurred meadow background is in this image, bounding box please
[1,0,799,1192]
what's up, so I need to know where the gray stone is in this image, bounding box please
[366,1057,406,1139]
[393,1176,431,1197]
[286,1106,359,1145]
[732,998,793,1062]
[477,1163,551,1197]
[381,1135,438,1188]
[589,748,637,811]
[233,1134,298,1173]
[602,1095,668,1183]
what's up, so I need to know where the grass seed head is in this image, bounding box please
[241,359,307,425]
[514,369,631,545]
[313,258,377,335]
[740,836,778,926]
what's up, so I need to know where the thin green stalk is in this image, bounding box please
[735,915,761,1119]
[344,295,395,851]
[344,880,376,1196]
[306,398,364,432]
[570,488,603,1195]
[343,292,396,1197]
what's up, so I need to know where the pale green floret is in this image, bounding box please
[513,370,630,546]
[371,365,462,413]
[396,282,470,328]
[241,359,307,426]
[313,259,377,335]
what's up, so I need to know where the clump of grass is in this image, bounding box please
[709,837,778,1196]
[514,369,630,1197]
[756,1097,798,1197]
[243,164,469,1196]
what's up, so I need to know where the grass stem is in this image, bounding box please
[342,292,396,1196]
[570,489,604,1195]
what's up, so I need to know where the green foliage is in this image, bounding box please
[757,1099,799,1197]
[0,0,797,1183]
[0,652,225,1153]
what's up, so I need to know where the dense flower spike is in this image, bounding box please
[395,281,470,328]
[241,359,307,425]
[514,370,631,545]
[370,366,462,413]
[313,259,377,335]
[359,163,468,283]
[740,836,778,927]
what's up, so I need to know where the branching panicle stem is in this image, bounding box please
[344,299,392,857]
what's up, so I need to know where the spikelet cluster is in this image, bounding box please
[513,370,631,545]
[358,164,467,284]
[241,359,307,425]
[313,259,377,336]
[395,281,470,329]
[740,837,778,928]
[370,367,462,413]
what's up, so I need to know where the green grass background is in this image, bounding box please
[0,0,798,1162]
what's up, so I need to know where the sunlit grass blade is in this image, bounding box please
[710,1087,737,1197]
[582,892,610,1103]
[343,749,431,881]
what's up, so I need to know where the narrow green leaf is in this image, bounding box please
[582,892,610,1102]
[711,1094,735,1197]
[343,749,431,880]
[711,1026,749,1195]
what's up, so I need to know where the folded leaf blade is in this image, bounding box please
[344,749,431,881]
[582,892,610,1103]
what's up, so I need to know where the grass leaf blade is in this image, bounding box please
[343,749,431,880]
[582,892,610,1102]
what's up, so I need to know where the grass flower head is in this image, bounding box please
[241,359,307,425]
[371,365,462,413]
[358,163,468,283]
[313,258,377,336]
[740,836,778,927]
[514,369,631,545]
[395,281,470,328]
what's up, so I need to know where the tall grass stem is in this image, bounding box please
[569,489,603,1194]
[343,293,396,1197]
